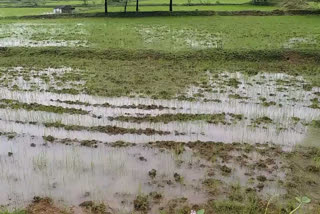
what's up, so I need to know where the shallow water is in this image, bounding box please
[0,134,208,212]
[0,23,87,47]
[0,67,318,211]
[0,70,318,146]
[136,25,223,49]
[0,134,287,212]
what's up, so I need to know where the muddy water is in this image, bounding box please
[0,67,318,211]
[0,135,208,212]
[0,23,87,47]
[0,117,305,146]
[0,82,318,146]
[0,134,288,212]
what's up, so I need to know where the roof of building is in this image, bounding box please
[54,5,75,10]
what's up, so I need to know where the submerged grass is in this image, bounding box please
[0,16,319,98]
[1,16,320,51]
[0,99,88,115]
[0,50,319,99]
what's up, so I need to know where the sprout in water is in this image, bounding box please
[289,196,311,214]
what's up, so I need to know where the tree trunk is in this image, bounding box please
[170,0,172,11]
[124,0,128,13]
[105,0,108,14]
[136,0,139,12]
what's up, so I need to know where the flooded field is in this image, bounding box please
[0,65,319,213]
[0,23,87,47]
[0,15,320,214]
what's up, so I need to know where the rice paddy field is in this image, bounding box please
[0,0,319,17]
[0,6,320,214]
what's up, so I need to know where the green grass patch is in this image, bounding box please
[0,8,52,17]
[0,48,319,98]
[1,16,319,51]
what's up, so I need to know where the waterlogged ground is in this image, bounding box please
[1,16,320,50]
[0,66,319,213]
[0,23,87,47]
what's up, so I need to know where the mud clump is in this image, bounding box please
[79,201,94,208]
[163,197,189,213]
[27,197,67,214]
[43,135,55,142]
[79,201,112,214]
[255,159,268,169]
[257,183,265,191]
[139,156,147,161]
[220,165,232,174]
[257,175,267,182]
[174,172,183,183]
[149,192,163,203]
[148,169,157,179]
[306,165,320,173]
[80,140,98,148]
[253,116,273,125]
[133,195,150,213]
[109,141,135,148]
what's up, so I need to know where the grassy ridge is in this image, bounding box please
[1,47,319,98]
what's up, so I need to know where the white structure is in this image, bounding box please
[53,5,75,14]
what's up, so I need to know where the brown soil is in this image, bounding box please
[26,197,70,214]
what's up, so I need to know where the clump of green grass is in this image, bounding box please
[311,120,320,128]
[309,98,319,109]
[0,99,88,115]
[228,94,249,100]
[134,194,150,213]
[253,116,273,125]
[202,178,222,195]
[43,122,170,135]
[111,113,243,124]
[261,101,277,107]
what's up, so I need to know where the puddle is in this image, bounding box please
[0,67,86,92]
[0,134,288,213]
[136,25,223,49]
[0,116,306,146]
[0,134,208,212]
[0,70,318,146]
[283,37,318,48]
[0,67,318,211]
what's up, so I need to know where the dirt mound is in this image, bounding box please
[26,197,69,214]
